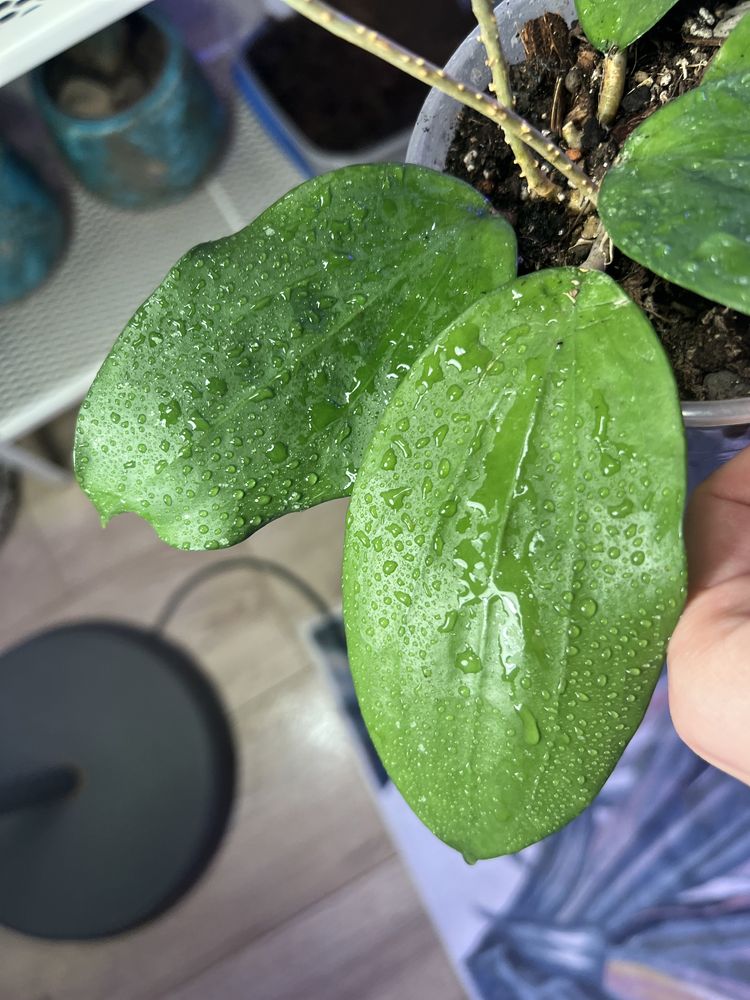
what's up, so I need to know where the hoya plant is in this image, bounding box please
[75,0,750,861]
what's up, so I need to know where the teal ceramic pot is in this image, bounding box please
[0,143,65,306]
[32,12,226,209]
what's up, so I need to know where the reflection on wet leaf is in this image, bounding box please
[344,269,686,859]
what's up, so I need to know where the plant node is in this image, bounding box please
[470,0,559,200]
[281,0,600,204]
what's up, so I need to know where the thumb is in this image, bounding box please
[668,443,750,784]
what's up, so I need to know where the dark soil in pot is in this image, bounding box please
[245,0,475,152]
[445,0,750,401]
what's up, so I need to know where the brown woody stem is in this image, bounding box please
[471,0,558,198]
[281,0,599,204]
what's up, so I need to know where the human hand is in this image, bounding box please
[669,444,750,785]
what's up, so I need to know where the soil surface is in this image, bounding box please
[445,0,750,400]
[246,0,475,152]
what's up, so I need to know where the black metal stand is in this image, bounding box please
[0,622,235,940]
[0,766,80,817]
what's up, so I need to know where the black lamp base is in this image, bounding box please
[0,622,235,940]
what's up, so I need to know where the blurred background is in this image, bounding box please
[0,0,468,996]
[4,3,750,999]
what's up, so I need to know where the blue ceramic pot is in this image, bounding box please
[0,144,65,306]
[32,12,226,209]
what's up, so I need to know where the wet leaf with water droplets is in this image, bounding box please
[75,164,515,549]
[575,0,679,49]
[343,269,686,859]
[600,29,750,315]
[702,12,750,85]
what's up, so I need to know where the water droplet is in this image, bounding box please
[381,487,412,510]
[159,398,182,426]
[439,499,457,517]
[381,448,397,471]
[579,597,598,619]
[383,560,397,576]
[438,610,458,633]
[394,591,412,607]
[608,499,635,519]
[438,459,451,479]
[433,424,449,446]
[266,442,288,464]
[249,386,274,402]
[455,647,482,673]
[188,411,211,432]
[515,704,541,745]
[205,377,228,396]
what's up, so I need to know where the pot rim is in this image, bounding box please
[406,0,750,431]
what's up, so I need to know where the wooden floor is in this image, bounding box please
[0,416,462,1000]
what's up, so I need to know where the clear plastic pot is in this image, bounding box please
[406,0,750,481]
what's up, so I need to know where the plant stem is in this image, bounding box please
[597,49,627,126]
[281,0,599,205]
[581,222,612,271]
[470,0,558,198]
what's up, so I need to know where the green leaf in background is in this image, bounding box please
[343,268,686,860]
[574,0,679,50]
[599,67,750,315]
[75,165,516,549]
[702,11,750,83]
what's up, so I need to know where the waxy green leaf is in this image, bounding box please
[600,68,750,315]
[702,11,750,84]
[574,0,679,50]
[75,164,516,549]
[343,269,686,860]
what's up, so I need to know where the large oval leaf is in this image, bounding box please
[599,69,750,315]
[74,164,515,549]
[574,0,679,50]
[343,268,686,859]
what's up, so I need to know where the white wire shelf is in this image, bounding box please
[0,0,305,442]
[0,0,152,89]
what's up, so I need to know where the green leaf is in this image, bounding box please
[702,11,750,84]
[74,164,516,549]
[343,268,686,860]
[574,0,679,50]
[599,72,750,315]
